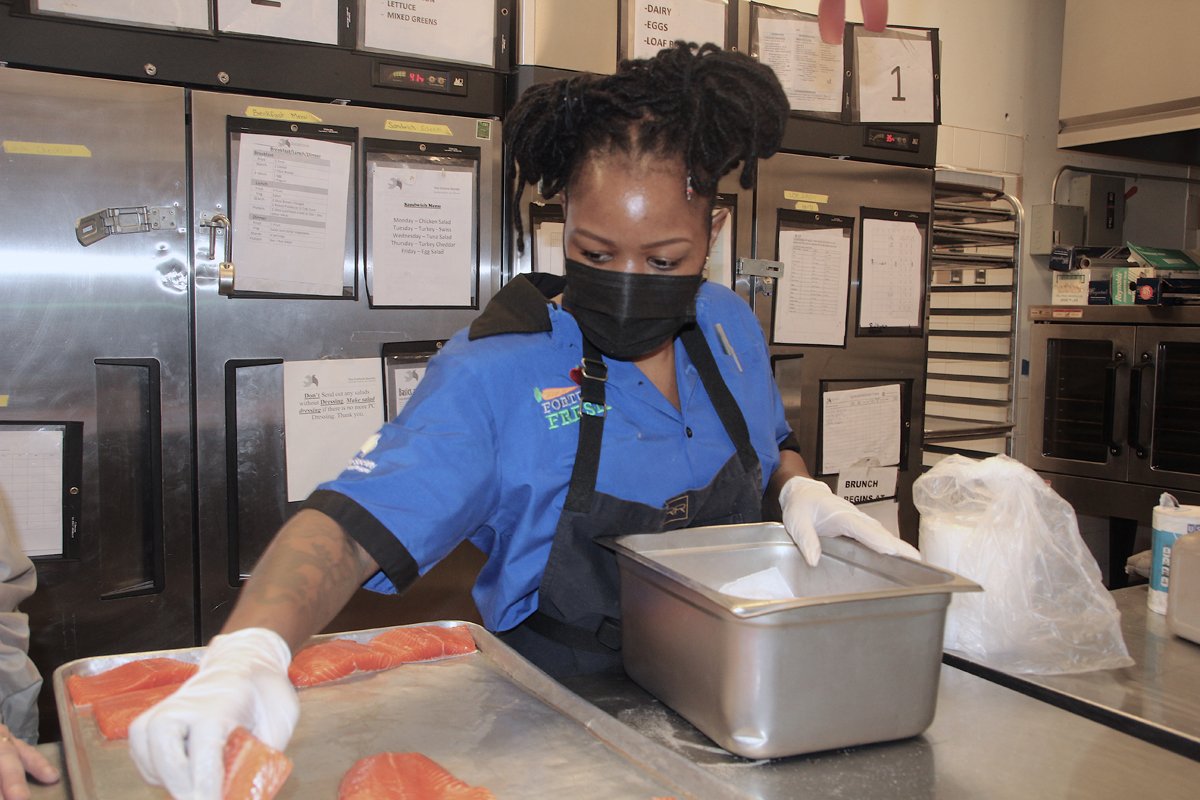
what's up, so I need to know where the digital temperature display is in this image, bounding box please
[865,127,921,152]
[375,63,468,96]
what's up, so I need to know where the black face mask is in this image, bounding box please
[563,258,704,360]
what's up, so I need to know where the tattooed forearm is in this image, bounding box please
[220,509,380,652]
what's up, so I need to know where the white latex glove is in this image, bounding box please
[128,628,298,800]
[779,475,922,567]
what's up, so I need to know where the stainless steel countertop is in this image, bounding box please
[30,663,1200,799]
[30,588,1200,799]
[563,663,1200,799]
[946,585,1200,759]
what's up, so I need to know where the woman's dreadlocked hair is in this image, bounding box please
[505,41,789,250]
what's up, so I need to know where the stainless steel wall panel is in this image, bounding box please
[0,67,194,736]
[754,152,933,541]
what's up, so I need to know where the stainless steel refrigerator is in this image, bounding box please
[752,152,933,541]
[0,67,502,736]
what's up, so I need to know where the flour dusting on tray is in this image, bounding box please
[718,566,795,600]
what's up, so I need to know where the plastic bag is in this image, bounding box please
[913,454,1133,674]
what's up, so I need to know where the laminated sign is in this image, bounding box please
[629,0,727,60]
[361,0,496,67]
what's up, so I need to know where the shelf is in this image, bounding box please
[924,173,1023,459]
[923,415,1015,442]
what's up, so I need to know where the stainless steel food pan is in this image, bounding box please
[602,522,980,759]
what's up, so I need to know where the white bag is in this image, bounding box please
[913,454,1133,674]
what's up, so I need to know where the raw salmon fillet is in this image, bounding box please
[222,726,292,800]
[92,682,184,740]
[67,657,198,706]
[365,626,476,665]
[288,627,475,689]
[337,753,494,800]
[288,639,370,688]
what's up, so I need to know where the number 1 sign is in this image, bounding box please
[853,27,937,123]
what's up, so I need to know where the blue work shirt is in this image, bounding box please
[306,279,794,632]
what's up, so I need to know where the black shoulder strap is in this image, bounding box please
[680,325,759,475]
[563,337,607,513]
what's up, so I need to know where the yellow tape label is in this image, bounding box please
[0,395,8,408]
[784,190,829,204]
[2,140,91,157]
[794,201,820,212]
[244,106,323,123]
[385,120,453,136]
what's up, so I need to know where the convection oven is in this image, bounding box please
[1026,306,1200,585]
[1027,307,1200,494]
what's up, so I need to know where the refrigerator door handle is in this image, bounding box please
[224,358,284,587]
[1103,351,1126,457]
[94,357,167,599]
[1128,351,1153,459]
[200,213,235,294]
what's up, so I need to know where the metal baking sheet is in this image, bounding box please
[54,621,746,799]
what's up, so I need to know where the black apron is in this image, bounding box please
[500,325,762,677]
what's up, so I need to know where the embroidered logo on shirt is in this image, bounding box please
[664,494,690,524]
[534,384,609,430]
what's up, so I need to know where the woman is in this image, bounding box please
[130,42,917,800]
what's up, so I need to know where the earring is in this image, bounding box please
[685,175,695,202]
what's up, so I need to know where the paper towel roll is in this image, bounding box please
[919,516,975,575]
[919,516,977,648]
[1150,496,1200,614]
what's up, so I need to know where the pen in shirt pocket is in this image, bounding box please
[713,323,743,373]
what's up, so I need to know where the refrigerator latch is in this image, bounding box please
[75,205,179,246]
[199,213,236,295]
[736,258,783,280]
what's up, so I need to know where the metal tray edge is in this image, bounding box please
[53,621,750,800]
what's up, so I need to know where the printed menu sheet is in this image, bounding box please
[0,429,64,557]
[361,0,496,67]
[33,0,210,30]
[369,160,476,306]
[216,0,340,44]
[232,133,353,296]
[773,226,852,346]
[755,13,843,114]
[820,384,901,476]
[630,0,727,60]
[859,217,924,330]
[283,358,384,502]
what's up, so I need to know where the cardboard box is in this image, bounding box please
[1111,266,1155,305]
[1052,270,1091,305]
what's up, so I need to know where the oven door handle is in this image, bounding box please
[1128,351,1152,459]
[1104,351,1126,457]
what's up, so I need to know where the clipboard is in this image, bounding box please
[382,340,445,421]
[224,117,359,299]
[815,379,911,478]
[855,207,929,338]
[0,421,82,560]
[771,209,855,348]
[364,138,481,309]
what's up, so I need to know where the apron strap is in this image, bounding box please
[679,325,760,476]
[563,336,607,513]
